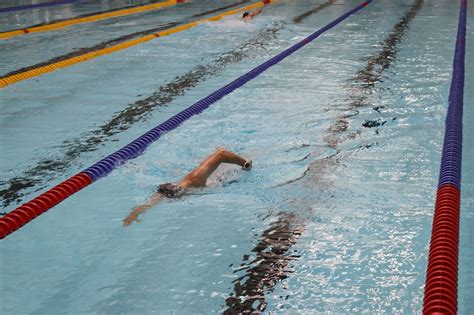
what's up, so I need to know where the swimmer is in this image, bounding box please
[242,8,262,20]
[123,148,252,226]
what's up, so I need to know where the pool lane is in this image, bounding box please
[0,0,372,238]
[0,0,363,90]
[224,0,427,311]
[0,0,181,39]
[0,0,341,217]
[293,0,337,24]
[0,23,282,209]
[324,0,424,148]
[0,0,84,14]
[0,0,271,88]
[0,0,251,80]
[0,1,247,74]
[0,1,159,32]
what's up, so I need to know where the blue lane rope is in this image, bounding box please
[423,1,467,312]
[0,0,84,13]
[437,0,466,190]
[83,0,372,181]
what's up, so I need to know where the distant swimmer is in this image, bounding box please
[123,148,252,226]
[242,8,262,20]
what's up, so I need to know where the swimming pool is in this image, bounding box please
[1,0,472,313]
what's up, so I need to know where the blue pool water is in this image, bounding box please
[1,0,473,313]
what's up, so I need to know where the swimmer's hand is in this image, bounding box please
[123,213,140,227]
[123,194,162,227]
[242,160,252,171]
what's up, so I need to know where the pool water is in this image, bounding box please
[1,0,473,314]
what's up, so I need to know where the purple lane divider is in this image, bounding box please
[424,0,467,313]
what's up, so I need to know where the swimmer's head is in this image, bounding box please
[242,12,250,19]
[157,183,185,198]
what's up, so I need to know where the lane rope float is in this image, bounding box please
[0,0,183,40]
[0,0,372,240]
[0,0,83,13]
[423,0,467,314]
[0,0,270,89]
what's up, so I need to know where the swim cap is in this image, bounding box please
[157,183,185,198]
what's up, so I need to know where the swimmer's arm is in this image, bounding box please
[123,193,163,227]
[218,149,251,169]
[250,9,262,17]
